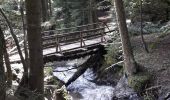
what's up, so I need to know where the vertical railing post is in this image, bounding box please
[56,35,58,52]
[101,27,105,43]
[56,35,62,54]
[101,30,104,43]
[80,32,85,48]
[80,32,83,47]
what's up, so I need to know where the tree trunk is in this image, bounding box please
[140,0,149,53]
[89,0,93,23]
[14,1,31,94]
[66,54,99,86]
[25,0,44,99]
[88,0,93,29]
[0,8,28,74]
[0,26,6,100]
[49,0,52,16]
[1,29,12,87]
[0,9,30,95]
[0,9,29,92]
[114,0,137,75]
[41,0,48,22]
[20,0,29,68]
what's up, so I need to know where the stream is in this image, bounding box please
[52,57,140,100]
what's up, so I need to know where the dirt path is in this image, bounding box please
[131,33,170,98]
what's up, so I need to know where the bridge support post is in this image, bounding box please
[56,36,59,52]
[101,28,106,43]
[56,45,58,53]
[80,32,85,48]
[56,36,62,53]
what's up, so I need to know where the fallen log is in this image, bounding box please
[105,61,123,70]
[65,53,101,86]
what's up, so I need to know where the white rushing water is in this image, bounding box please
[53,60,115,100]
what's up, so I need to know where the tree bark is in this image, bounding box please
[88,0,94,29]
[1,29,12,87]
[20,0,29,69]
[25,0,44,99]
[114,0,137,75]
[140,0,149,53]
[49,0,52,16]
[0,26,6,100]
[14,1,30,95]
[0,8,30,91]
[0,9,30,94]
[41,0,48,22]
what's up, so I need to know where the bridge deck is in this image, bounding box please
[43,36,109,56]
[9,36,109,63]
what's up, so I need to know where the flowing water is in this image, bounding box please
[53,58,114,100]
[52,58,139,100]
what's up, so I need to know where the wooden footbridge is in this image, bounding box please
[43,22,113,52]
[10,22,115,63]
[42,22,115,62]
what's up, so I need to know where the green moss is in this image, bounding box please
[128,72,151,92]
[118,67,124,76]
[56,86,72,100]
[143,93,155,100]
[149,42,157,50]
[103,42,122,67]
[44,67,63,86]
[62,87,72,100]
[44,67,53,77]
[158,33,168,38]
[46,76,60,85]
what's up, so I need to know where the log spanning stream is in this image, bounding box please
[52,57,139,100]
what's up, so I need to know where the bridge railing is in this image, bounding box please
[42,22,104,35]
[42,22,113,53]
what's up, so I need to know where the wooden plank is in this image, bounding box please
[53,43,101,54]
[42,35,56,40]
[42,33,106,49]
[43,41,56,46]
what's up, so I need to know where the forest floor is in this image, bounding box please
[131,33,170,98]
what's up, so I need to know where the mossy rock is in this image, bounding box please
[46,76,59,85]
[128,72,151,92]
[55,86,72,100]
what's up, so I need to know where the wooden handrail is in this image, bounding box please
[42,22,104,33]
[42,29,114,45]
[57,27,105,37]
[42,29,114,42]
[42,27,105,38]
[42,24,116,53]
[42,27,105,41]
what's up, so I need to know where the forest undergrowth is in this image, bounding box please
[132,33,170,99]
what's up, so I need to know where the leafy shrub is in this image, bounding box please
[104,44,121,66]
